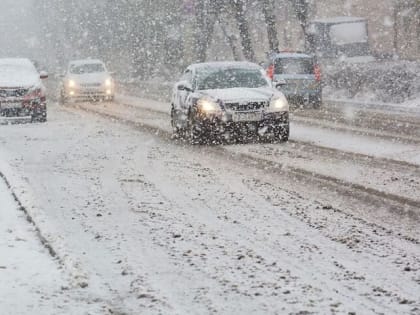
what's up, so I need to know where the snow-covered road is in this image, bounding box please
[0,175,103,314]
[0,102,419,314]
[116,94,420,165]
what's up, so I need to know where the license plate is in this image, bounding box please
[232,111,262,122]
[1,102,22,109]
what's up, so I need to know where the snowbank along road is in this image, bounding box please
[0,98,419,314]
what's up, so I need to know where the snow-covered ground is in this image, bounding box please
[0,175,103,314]
[1,102,419,314]
[115,94,420,165]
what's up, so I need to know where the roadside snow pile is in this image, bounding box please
[324,60,420,104]
[0,177,100,315]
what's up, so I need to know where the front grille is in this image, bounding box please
[0,88,29,98]
[224,101,268,111]
[80,83,101,88]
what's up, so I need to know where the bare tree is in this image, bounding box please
[393,0,420,56]
[230,0,255,61]
[194,0,221,62]
[289,0,311,43]
[261,0,279,53]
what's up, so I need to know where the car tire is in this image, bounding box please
[171,107,183,139]
[59,91,66,105]
[189,122,204,145]
[188,110,205,145]
[32,112,47,123]
[312,95,322,109]
[273,123,289,142]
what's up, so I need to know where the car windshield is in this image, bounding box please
[274,58,314,75]
[196,68,269,90]
[70,63,105,74]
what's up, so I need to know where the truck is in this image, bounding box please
[306,17,371,59]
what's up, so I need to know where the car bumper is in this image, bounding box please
[282,90,322,104]
[196,111,289,136]
[0,99,46,118]
[66,87,114,100]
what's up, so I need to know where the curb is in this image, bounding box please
[0,162,89,288]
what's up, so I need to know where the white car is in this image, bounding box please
[60,59,115,102]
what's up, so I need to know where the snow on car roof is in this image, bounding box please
[190,61,263,71]
[0,58,35,67]
[271,52,312,59]
[311,16,366,24]
[69,59,105,66]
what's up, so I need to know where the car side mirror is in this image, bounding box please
[40,71,48,79]
[177,82,193,92]
[274,79,287,89]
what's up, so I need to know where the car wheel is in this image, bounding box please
[272,123,289,142]
[280,123,290,141]
[312,95,322,109]
[32,112,47,123]
[188,112,205,145]
[171,107,183,138]
[59,91,66,105]
[189,122,204,145]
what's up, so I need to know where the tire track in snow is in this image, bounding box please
[65,101,420,227]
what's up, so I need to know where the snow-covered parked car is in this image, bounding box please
[0,58,48,122]
[59,59,115,103]
[171,62,290,143]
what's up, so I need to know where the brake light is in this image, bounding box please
[267,64,274,81]
[314,64,321,82]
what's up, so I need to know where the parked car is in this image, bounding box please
[265,52,322,108]
[0,58,48,122]
[59,59,115,103]
[171,62,290,144]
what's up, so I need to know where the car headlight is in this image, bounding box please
[269,96,289,112]
[197,98,221,113]
[105,78,112,87]
[68,80,76,88]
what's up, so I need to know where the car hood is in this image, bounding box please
[0,70,40,88]
[199,87,277,103]
[69,73,110,84]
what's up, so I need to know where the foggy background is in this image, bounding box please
[0,0,41,61]
[0,0,418,103]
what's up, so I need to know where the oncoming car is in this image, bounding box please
[0,58,48,122]
[171,62,290,143]
[265,52,322,108]
[60,59,115,103]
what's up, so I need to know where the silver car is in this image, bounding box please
[59,59,115,103]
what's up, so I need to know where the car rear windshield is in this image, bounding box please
[70,63,105,74]
[196,68,269,90]
[274,58,314,75]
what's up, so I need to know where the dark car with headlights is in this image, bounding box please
[171,62,289,143]
[0,58,48,122]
